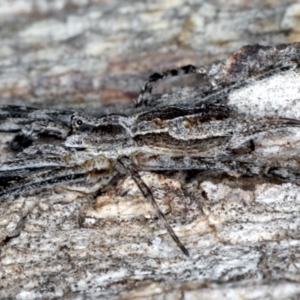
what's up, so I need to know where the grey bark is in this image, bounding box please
[1,1,300,299]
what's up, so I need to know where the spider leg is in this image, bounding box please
[0,155,114,201]
[135,64,206,107]
[0,157,69,172]
[117,156,189,256]
[0,167,87,201]
[131,153,300,183]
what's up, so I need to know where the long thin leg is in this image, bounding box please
[0,167,87,201]
[0,155,114,201]
[0,157,69,172]
[135,65,206,107]
[118,156,189,256]
[133,153,300,183]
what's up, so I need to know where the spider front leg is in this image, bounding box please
[0,154,115,202]
[135,64,207,107]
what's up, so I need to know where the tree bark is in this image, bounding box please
[1,1,300,299]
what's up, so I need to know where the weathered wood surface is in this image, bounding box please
[1,1,300,299]
[0,0,299,108]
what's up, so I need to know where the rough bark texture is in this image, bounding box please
[1,1,300,299]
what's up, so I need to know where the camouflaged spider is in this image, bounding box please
[2,43,300,256]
